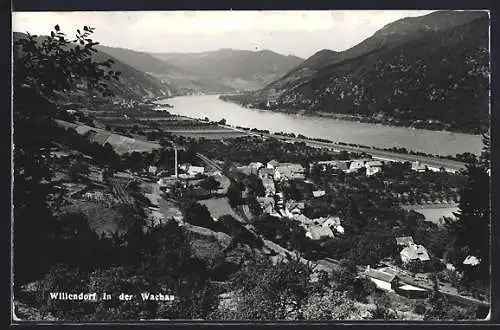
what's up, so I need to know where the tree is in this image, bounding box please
[199,176,220,194]
[344,199,366,234]
[67,161,90,182]
[479,132,490,169]
[424,274,449,320]
[181,200,214,228]
[227,180,243,208]
[445,161,489,285]
[214,255,318,320]
[371,295,398,320]
[302,290,358,320]
[13,25,121,288]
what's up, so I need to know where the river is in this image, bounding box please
[156,95,483,156]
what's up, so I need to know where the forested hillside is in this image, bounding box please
[224,11,489,134]
[13,32,170,101]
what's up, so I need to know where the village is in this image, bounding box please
[43,110,484,302]
[101,138,486,307]
[32,97,489,322]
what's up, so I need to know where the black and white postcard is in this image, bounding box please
[11,10,491,322]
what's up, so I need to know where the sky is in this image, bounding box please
[12,10,437,58]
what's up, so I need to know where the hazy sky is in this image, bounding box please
[12,10,437,58]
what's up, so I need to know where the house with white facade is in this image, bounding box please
[463,255,481,266]
[315,160,349,172]
[411,161,427,172]
[274,163,305,181]
[187,166,205,176]
[400,243,431,264]
[347,159,371,173]
[312,190,326,198]
[306,226,335,240]
[148,166,158,175]
[365,160,384,176]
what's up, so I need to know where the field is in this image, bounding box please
[199,197,245,223]
[93,110,249,140]
[64,200,127,236]
[55,119,161,154]
[401,203,459,226]
[166,129,248,139]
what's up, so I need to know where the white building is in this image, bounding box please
[347,159,368,173]
[320,216,341,228]
[306,226,335,240]
[365,160,383,176]
[187,166,205,176]
[411,161,427,172]
[148,166,158,175]
[364,267,398,292]
[274,163,305,181]
[463,255,481,266]
[312,190,326,198]
[400,243,431,264]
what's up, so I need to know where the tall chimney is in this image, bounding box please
[174,147,178,178]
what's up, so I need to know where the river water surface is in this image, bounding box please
[157,95,483,156]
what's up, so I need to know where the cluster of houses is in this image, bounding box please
[256,195,345,241]
[313,158,451,175]
[313,158,384,176]
[237,159,346,241]
[361,236,483,300]
[235,159,307,197]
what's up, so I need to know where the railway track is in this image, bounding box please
[110,178,134,205]
[196,153,223,172]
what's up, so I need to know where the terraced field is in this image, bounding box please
[55,119,161,155]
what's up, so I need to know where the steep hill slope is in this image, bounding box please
[263,10,488,95]
[151,48,304,92]
[226,11,490,134]
[13,32,170,101]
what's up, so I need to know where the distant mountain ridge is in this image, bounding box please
[150,48,304,92]
[95,45,229,94]
[225,10,490,134]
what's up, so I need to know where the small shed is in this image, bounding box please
[312,190,326,198]
[463,255,481,266]
[396,236,415,247]
[364,267,398,291]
